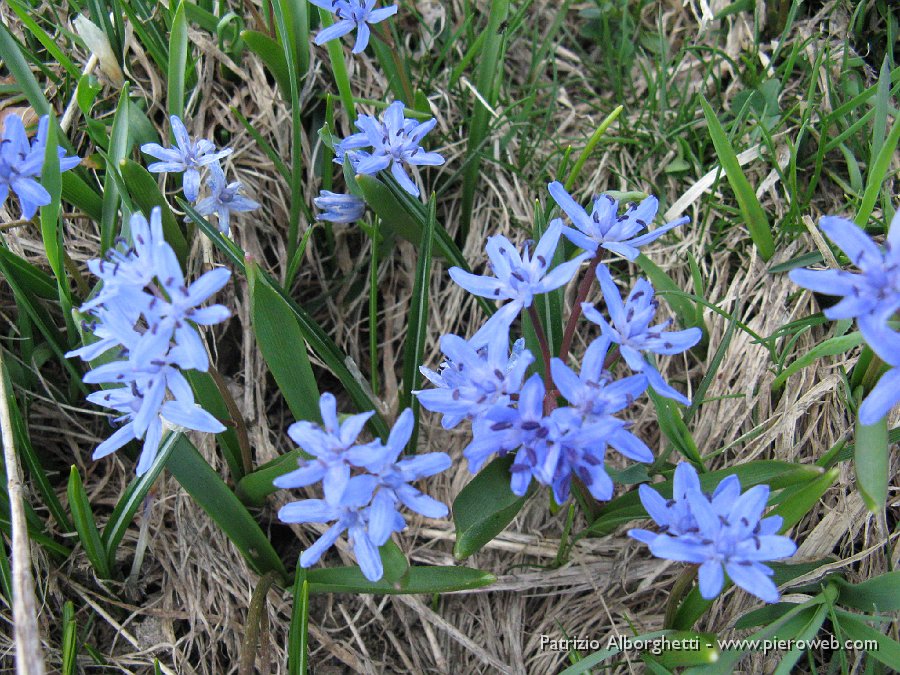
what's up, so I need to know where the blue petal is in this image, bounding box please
[698,560,724,599]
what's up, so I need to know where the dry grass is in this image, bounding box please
[0,0,897,672]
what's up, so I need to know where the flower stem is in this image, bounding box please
[527,304,553,403]
[559,256,601,362]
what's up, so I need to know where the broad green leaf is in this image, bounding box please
[67,466,114,579]
[236,449,304,506]
[247,258,321,423]
[835,571,900,613]
[769,467,839,531]
[307,565,495,594]
[772,603,828,675]
[651,632,719,669]
[100,85,131,254]
[101,431,182,565]
[165,436,287,577]
[288,562,309,675]
[834,611,900,669]
[119,159,189,264]
[241,30,291,101]
[39,112,66,301]
[167,1,188,120]
[62,172,104,222]
[0,248,56,300]
[854,414,888,512]
[771,332,864,391]
[380,540,410,585]
[649,389,703,466]
[184,369,247,480]
[699,96,774,260]
[453,455,528,560]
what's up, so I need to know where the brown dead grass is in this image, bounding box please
[0,0,897,673]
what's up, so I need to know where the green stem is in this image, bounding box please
[239,570,281,675]
[318,9,356,122]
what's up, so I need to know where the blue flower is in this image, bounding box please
[140,115,232,201]
[314,190,366,223]
[449,220,590,342]
[308,0,397,54]
[788,212,900,424]
[69,207,231,475]
[278,475,388,581]
[273,392,376,502]
[548,182,688,259]
[414,330,533,429]
[582,265,701,405]
[628,463,797,603]
[345,408,451,544]
[194,161,259,235]
[0,113,79,219]
[550,338,653,464]
[336,101,444,197]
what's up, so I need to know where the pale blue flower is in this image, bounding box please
[0,113,79,219]
[629,463,796,603]
[336,101,443,197]
[449,220,590,343]
[308,0,398,54]
[278,475,388,581]
[141,115,232,201]
[859,361,900,426]
[548,181,687,259]
[314,190,366,223]
[414,330,533,429]
[273,393,376,503]
[582,265,701,405]
[194,161,259,235]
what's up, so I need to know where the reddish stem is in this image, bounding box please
[527,305,554,413]
[559,256,601,363]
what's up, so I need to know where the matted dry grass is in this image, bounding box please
[0,0,897,672]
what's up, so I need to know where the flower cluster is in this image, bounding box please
[308,0,398,54]
[789,211,900,424]
[141,115,258,235]
[67,208,231,475]
[0,113,80,220]
[275,393,450,581]
[629,463,797,603]
[415,182,698,503]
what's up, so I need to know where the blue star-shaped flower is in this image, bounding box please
[548,182,688,259]
[308,0,397,54]
[141,115,232,201]
[194,161,259,235]
[336,101,444,197]
[628,463,796,603]
[582,265,702,405]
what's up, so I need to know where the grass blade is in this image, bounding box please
[306,565,495,594]
[854,414,888,513]
[100,85,131,254]
[167,1,188,120]
[699,96,774,260]
[287,563,309,675]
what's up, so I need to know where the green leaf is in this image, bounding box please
[699,96,774,260]
[855,116,900,227]
[834,612,900,669]
[119,159,189,264]
[649,389,703,466]
[453,455,528,560]
[101,431,182,566]
[165,436,287,577]
[769,467,838,532]
[100,85,131,254]
[62,172,104,222]
[772,332,864,391]
[0,20,50,115]
[380,540,410,584]
[241,30,291,101]
[236,449,303,506]
[184,369,247,480]
[61,600,77,675]
[400,195,435,419]
[287,562,309,674]
[557,631,671,675]
[167,1,188,120]
[635,254,706,339]
[247,258,321,423]
[0,248,57,300]
[835,570,900,613]
[307,565,495,594]
[651,632,720,669]
[67,466,114,579]
[854,414,888,512]
[39,112,66,300]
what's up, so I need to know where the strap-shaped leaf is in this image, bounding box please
[67,466,113,579]
[307,565,494,594]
